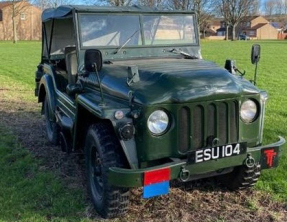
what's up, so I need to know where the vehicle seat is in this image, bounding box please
[65,46,78,84]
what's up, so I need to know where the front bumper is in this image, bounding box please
[108,137,285,187]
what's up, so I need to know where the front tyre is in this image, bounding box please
[220,163,261,191]
[85,123,129,219]
[44,96,59,145]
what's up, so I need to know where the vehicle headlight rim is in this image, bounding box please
[147,110,170,136]
[240,99,259,123]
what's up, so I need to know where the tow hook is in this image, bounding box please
[245,154,255,168]
[179,166,190,182]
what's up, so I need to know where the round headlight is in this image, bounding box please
[240,100,258,123]
[147,110,169,135]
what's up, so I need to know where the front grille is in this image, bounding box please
[178,101,239,153]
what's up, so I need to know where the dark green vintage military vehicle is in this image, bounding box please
[35,5,285,218]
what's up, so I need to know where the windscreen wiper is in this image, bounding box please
[170,48,199,59]
[114,30,139,55]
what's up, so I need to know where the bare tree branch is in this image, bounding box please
[216,0,257,41]
[32,0,76,10]
[87,0,133,6]
[4,0,31,43]
[168,0,215,38]
[137,0,163,8]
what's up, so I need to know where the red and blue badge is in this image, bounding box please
[143,168,170,198]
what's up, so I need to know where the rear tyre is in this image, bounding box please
[44,96,59,145]
[220,164,261,191]
[85,123,129,219]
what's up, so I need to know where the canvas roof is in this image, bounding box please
[42,5,195,22]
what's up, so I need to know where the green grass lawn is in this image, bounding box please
[0,41,40,101]
[0,129,88,222]
[0,40,287,220]
[0,41,93,222]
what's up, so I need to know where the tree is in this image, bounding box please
[6,0,30,43]
[137,0,163,8]
[104,0,125,6]
[193,0,214,38]
[263,0,286,16]
[169,0,191,10]
[263,0,287,33]
[283,0,287,14]
[274,0,284,14]
[264,0,276,16]
[217,0,257,41]
[33,0,76,10]
[218,0,231,40]
[89,0,134,6]
[251,0,260,15]
[168,0,215,38]
[279,0,287,31]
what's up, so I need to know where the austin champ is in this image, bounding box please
[35,5,285,218]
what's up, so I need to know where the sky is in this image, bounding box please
[72,0,88,4]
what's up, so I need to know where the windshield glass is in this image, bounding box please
[142,15,196,45]
[79,14,197,47]
[79,14,142,47]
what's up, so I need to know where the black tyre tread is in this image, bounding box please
[220,163,261,191]
[85,123,129,219]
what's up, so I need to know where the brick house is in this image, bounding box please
[216,16,279,40]
[208,19,221,34]
[0,1,42,41]
[237,16,278,40]
[202,19,221,37]
[216,21,228,37]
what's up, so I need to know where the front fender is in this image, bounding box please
[75,93,139,169]
[38,74,56,121]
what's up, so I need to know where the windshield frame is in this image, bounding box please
[77,12,199,50]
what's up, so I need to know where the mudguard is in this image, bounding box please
[75,93,139,169]
[38,74,56,121]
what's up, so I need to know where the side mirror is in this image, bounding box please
[251,44,261,64]
[84,49,105,105]
[84,49,103,72]
[225,59,236,75]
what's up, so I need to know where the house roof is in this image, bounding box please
[241,15,261,21]
[204,28,217,34]
[210,20,221,27]
[0,1,40,11]
[243,23,267,30]
[0,1,13,9]
[271,22,284,29]
[217,27,226,32]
